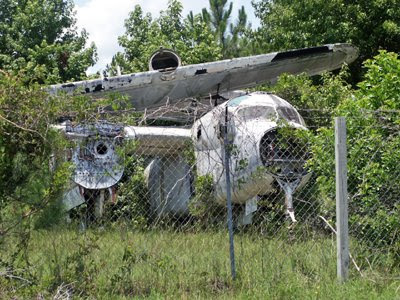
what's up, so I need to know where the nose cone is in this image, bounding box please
[259,127,309,179]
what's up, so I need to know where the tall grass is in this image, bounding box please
[1,227,399,299]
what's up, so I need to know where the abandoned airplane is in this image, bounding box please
[49,44,358,224]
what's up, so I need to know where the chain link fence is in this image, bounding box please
[345,110,400,275]
[1,103,400,297]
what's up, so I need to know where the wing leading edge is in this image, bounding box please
[48,43,358,111]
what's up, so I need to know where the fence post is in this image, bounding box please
[224,106,236,280]
[335,117,349,282]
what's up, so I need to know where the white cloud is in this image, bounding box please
[75,0,259,74]
[75,0,144,74]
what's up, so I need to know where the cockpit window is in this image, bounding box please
[227,95,251,107]
[236,106,276,121]
[277,107,301,124]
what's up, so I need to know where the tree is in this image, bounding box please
[253,0,400,82]
[225,5,253,57]
[201,0,233,55]
[0,0,97,84]
[110,0,222,74]
[274,52,400,256]
[197,1,253,58]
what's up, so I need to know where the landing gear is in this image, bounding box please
[275,177,301,223]
[237,196,258,226]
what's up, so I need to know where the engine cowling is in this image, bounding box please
[148,48,181,72]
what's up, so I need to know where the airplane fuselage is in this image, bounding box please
[192,92,309,206]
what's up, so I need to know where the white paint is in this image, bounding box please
[193,93,309,206]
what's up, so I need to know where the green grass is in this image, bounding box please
[1,227,399,299]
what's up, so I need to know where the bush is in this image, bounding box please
[309,51,400,253]
[0,71,71,233]
[266,51,400,255]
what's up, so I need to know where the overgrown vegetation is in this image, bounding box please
[0,0,97,84]
[0,71,71,235]
[308,52,400,258]
[0,69,141,297]
[1,229,399,298]
[263,51,400,262]
[1,0,400,297]
[189,174,221,225]
[104,152,149,227]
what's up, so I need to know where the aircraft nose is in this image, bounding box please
[259,128,309,179]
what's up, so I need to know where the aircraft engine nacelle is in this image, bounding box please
[149,48,181,72]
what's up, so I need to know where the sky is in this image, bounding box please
[74,0,260,74]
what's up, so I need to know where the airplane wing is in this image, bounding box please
[48,43,358,111]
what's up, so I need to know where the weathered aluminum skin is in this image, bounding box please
[62,185,85,211]
[144,157,192,216]
[48,44,358,111]
[60,122,125,189]
[192,92,309,206]
[123,126,191,156]
[56,44,359,217]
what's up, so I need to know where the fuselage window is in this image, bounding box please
[237,106,276,121]
[277,107,301,124]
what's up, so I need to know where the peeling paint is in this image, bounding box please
[47,44,358,112]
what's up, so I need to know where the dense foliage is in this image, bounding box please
[109,0,222,74]
[0,71,70,233]
[319,52,400,253]
[253,0,400,81]
[198,0,252,57]
[270,51,400,255]
[0,0,97,84]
